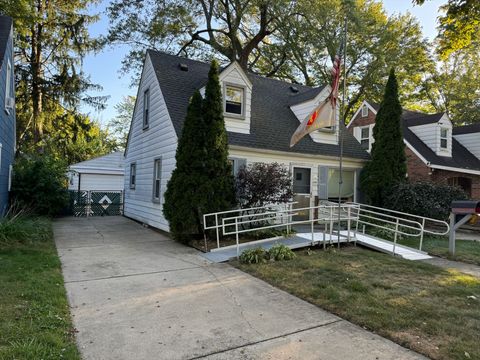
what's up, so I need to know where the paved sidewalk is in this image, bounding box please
[422,257,480,277]
[55,216,426,360]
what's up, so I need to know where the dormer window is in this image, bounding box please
[224,85,244,116]
[440,128,448,149]
[361,104,368,117]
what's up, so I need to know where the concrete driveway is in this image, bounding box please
[55,216,425,360]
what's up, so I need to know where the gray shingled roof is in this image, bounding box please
[149,50,369,160]
[0,16,12,69]
[403,126,480,171]
[364,100,480,171]
[453,123,480,135]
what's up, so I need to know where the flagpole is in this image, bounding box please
[337,15,347,247]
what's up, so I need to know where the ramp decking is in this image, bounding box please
[201,231,431,263]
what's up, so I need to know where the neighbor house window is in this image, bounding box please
[361,104,368,117]
[360,126,370,150]
[152,158,162,203]
[130,163,136,189]
[143,89,150,129]
[440,128,448,149]
[225,85,244,116]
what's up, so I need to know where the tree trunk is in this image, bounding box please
[31,0,44,149]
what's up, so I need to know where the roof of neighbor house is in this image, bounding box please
[148,50,369,160]
[453,123,480,135]
[0,15,12,69]
[363,101,480,172]
[69,151,125,174]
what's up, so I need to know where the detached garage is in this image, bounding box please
[68,152,125,192]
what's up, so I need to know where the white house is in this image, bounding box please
[69,151,125,192]
[124,51,370,232]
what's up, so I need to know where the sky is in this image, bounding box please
[81,0,445,126]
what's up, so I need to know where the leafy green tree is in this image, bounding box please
[0,0,106,152]
[164,91,209,241]
[414,0,480,58]
[11,155,69,216]
[107,96,136,149]
[422,45,480,125]
[106,0,293,78]
[361,69,406,206]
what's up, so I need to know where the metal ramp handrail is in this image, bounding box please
[203,201,451,257]
[346,202,450,251]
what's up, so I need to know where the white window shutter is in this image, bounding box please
[318,166,329,200]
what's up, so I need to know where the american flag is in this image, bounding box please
[290,42,344,147]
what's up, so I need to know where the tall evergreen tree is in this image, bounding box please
[360,68,406,206]
[202,60,236,212]
[163,91,208,241]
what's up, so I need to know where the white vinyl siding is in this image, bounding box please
[124,54,178,232]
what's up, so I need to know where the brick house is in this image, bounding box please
[347,101,480,199]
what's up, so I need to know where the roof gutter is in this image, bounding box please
[228,144,368,164]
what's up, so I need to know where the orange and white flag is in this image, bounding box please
[290,50,342,147]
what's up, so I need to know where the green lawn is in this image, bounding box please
[0,217,80,360]
[235,246,480,360]
[398,235,480,266]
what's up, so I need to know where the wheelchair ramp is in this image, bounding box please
[351,232,432,260]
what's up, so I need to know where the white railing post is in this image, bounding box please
[235,217,240,259]
[347,206,351,243]
[392,218,399,256]
[215,213,220,249]
[419,218,426,251]
[311,215,314,244]
[329,207,334,245]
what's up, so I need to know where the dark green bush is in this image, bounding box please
[0,216,52,245]
[384,181,468,220]
[268,244,296,261]
[239,248,267,264]
[11,155,69,216]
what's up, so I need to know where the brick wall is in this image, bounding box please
[406,148,480,199]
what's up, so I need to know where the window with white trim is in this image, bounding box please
[152,158,162,202]
[129,163,136,189]
[5,59,12,112]
[360,126,370,150]
[440,128,448,149]
[225,85,244,116]
[361,104,368,117]
[143,89,150,129]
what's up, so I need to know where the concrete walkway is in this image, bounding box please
[54,216,426,360]
[422,257,480,277]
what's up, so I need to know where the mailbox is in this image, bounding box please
[451,200,480,215]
